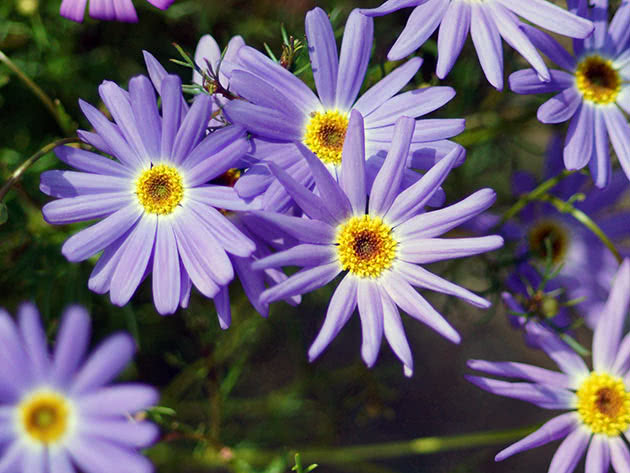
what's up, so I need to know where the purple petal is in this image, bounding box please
[223,101,303,142]
[260,262,341,304]
[185,137,249,187]
[79,419,158,448]
[339,110,367,215]
[589,106,611,188]
[52,306,91,387]
[436,1,471,79]
[398,236,504,264]
[152,219,181,315]
[381,270,460,343]
[563,102,594,170]
[193,34,221,86]
[183,124,247,171]
[495,413,579,461]
[335,9,373,110]
[67,437,153,473]
[610,2,630,56]
[466,376,576,409]
[54,146,132,177]
[585,435,611,473]
[129,75,162,159]
[519,24,576,71]
[252,244,336,271]
[467,359,572,389]
[603,106,630,182]
[305,7,339,109]
[249,210,335,245]
[43,192,131,225]
[535,329,590,382]
[78,384,159,416]
[509,69,575,95]
[171,94,212,165]
[499,0,593,38]
[40,170,130,198]
[188,186,255,212]
[87,233,129,295]
[160,75,183,159]
[360,0,424,16]
[380,286,413,374]
[70,333,135,394]
[214,286,231,329]
[309,274,358,361]
[609,436,630,473]
[594,259,630,372]
[537,88,581,124]
[49,450,76,473]
[60,0,87,22]
[17,303,50,379]
[470,2,504,89]
[547,427,589,473]
[357,279,384,367]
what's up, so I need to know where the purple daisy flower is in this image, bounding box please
[510,0,630,188]
[59,0,174,23]
[360,0,593,90]
[467,259,630,472]
[0,302,158,473]
[41,74,255,317]
[224,7,464,212]
[250,111,503,375]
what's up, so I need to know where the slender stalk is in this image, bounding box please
[0,137,80,202]
[499,169,575,225]
[0,49,73,136]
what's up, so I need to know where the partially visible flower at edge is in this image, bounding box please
[60,0,174,23]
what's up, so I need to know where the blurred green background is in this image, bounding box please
[0,0,604,472]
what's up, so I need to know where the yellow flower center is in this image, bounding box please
[303,110,349,166]
[18,391,72,444]
[576,372,630,436]
[336,215,397,278]
[528,220,569,264]
[575,55,621,105]
[136,164,184,215]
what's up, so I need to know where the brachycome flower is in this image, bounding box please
[468,259,630,472]
[361,0,593,90]
[41,74,254,318]
[250,111,502,375]
[60,0,174,22]
[0,302,158,473]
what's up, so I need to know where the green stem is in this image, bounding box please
[0,49,72,136]
[540,194,622,264]
[500,169,575,225]
[0,137,80,202]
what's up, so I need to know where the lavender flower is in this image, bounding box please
[468,259,630,471]
[361,0,593,90]
[60,0,174,22]
[250,111,503,375]
[0,302,158,472]
[224,7,464,212]
[41,74,254,318]
[510,0,630,188]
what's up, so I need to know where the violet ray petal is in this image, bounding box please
[537,88,582,124]
[188,186,256,212]
[171,94,213,165]
[589,106,610,188]
[394,188,496,240]
[495,412,579,461]
[489,4,549,81]
[152,219,181,315]
[179,262,193,308]
[214,286,231,330]
[335,9,373,110]
[60,0,87,22]
[70,333,135,394]
[594,259,630,372]
[436,0,471,79]
[61,204,142,262]
[519,24,576,71]
[365,87,455,128]
[367,119,465,144]
[470,2,504,90]
[52,305,91,387]
[183,124,247,171]
[305,7,339,109]
[22,449,45,473]
[535,329,590,382]
[380,285,413,373]
[396,261,490,308]
[467,359,572,389]
[260,262,341,304]
[269,162,337,224]
[509,69,575,95]
[360,0,424,16]
[43,192,131,225]
[369,116,414,216]
[387,0,448,62]
[236,46,320,115]
[54,146,131,177]
[78,419,158,448]
[88,232,129,295]
[160,75,183,159]
[67,437,153,473]
[49,450,76,473]
[308,274,358,361]
[397,236,504,264]
[339,110,367,215]
[584,1,608,52]
[78,384,159,416]
[500,0,593,38]
[233,256,268,317]
[186,137,249,187]
[357,279,384,367]
[385,146,460,225]
[249,210,335,245]
[585,435,611,473]
[223,101,303,142]
[143,50,188,116]
[77,130,115,156]
[547,428,590,473]
[563,102,594,170]
[193,34,221,86]
[381,270,460,343]
[603,105,630,182]
[610,2,630,56]
[129,75,162,159]
[466,376,576,409]
[40,170,130,198]
[146,0,175,10]
[354,57,422,117]
[17,303,50,378]
[617,88,630,115]
[0,443,25,473]
[252,244,336,271]
[613,333,630,377]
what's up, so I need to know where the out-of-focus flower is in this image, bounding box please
[360,0,593,90]
[250,111,502,375]
[510,0,630,188]
[0,302,158,472]
[224,7,464,212]
[468,259,630,472]
[41,74,254,319]
[60,0,174,23]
